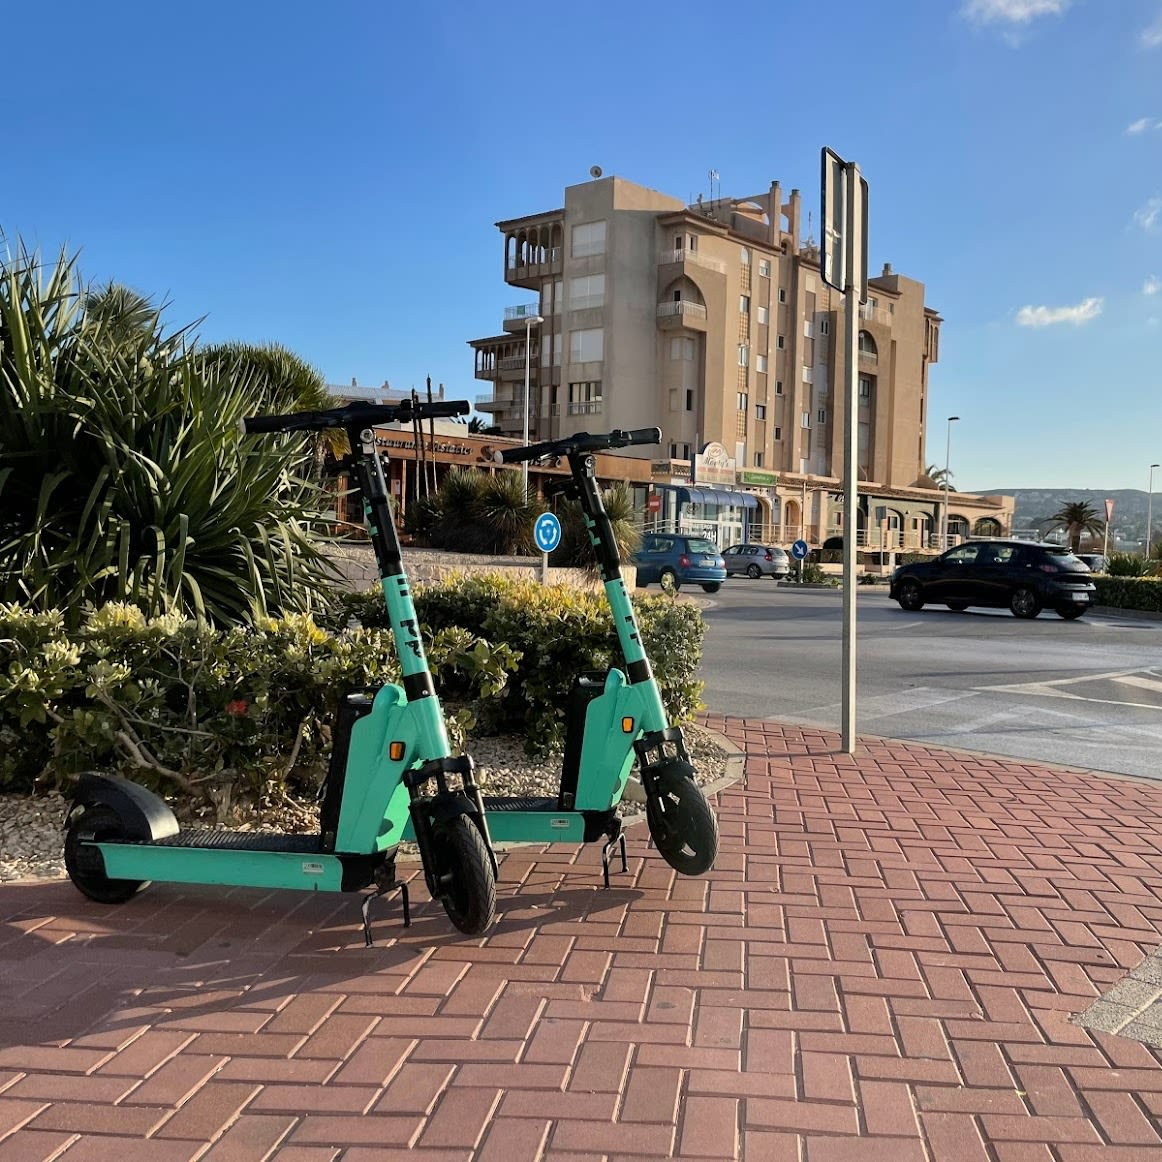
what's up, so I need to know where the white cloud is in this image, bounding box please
[1145,276,1161,296]
[1016,297,1103,327]
[1134,197,1162,232]
[1126,117,1159,134]
[1141,13,1162,47]
[962,0,1069,24]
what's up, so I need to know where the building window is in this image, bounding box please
[740,247,751,266]
[669,336,695,361]
[803,319,814,338]
[756,403,767,420]
[774,426,782,440]
[820,319,830,335]
[775,379,784,395]
[738,345,749,367]
[569,328,604,362]
[757,305,769,325]
[776,335,785,349]
[778,288,787,303]
[686,388,694,411]
[567,274,605,310]
[756,354,768,373]
[802,412,811,428]
[858,330,878,357]
[567,380,603,414]
[802,366,813,383]
[754,452,764,467]
[859,375,874,399]
[817,408,827,425]
[740,295,750,314]
[571,221,606,258]
[737,392,749,411]
[759,259,771,278]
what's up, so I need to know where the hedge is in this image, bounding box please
[1092,576,1162,612]
[1,576,706,807]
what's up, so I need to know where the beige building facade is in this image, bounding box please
[469,173,1012,553]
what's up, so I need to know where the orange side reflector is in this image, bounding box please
[389,741,405,761]
[622,717,635,733]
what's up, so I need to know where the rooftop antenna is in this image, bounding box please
[805,209,816,248]
[708,168,720,210]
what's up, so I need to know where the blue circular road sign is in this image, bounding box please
[791,539,810,560]
[534,512,562,553]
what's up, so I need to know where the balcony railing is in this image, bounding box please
[657,248,727,274]
[497,355,536,371]
[858,347,878,365]
[656,300,708,320]
[859,304,893,325]
[504,304,541,322]
[567,400,603,415]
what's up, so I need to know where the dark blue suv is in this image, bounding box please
[633,533,726,593]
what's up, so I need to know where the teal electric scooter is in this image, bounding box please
[64,399,498,941]
[402,426,718,884]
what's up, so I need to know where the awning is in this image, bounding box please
[676,486,758,509]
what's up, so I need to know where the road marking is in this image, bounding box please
[1114,674,1162,694]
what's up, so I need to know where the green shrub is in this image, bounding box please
[1091,576,1162,612]
[1105,552,1155,578]
[0,600,514,808]
[332,574,705,756]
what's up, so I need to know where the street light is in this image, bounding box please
[1147,463,1160,558]
[521,314,544,494]
[940,416,960,549]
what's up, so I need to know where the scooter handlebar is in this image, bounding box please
[499,426,661,464]
[240,399,469,436]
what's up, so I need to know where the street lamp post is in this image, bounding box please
[941,416,959,550]
[1147,463,1160,558]
[521,314,544,494]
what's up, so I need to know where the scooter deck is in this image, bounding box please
[478,796,617,845]
[153,830,322,853]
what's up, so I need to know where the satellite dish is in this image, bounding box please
[589,165,603,179]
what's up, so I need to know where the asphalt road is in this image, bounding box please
[696,580,1162,782]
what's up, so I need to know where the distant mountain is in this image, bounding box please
[974,488,1153,546]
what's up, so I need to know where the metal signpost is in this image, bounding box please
[534,511,562,584]
[1103,498,1114,563]
[821,146,868,755]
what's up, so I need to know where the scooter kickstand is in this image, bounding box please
[360,882,412,947]
[601,833,628,889]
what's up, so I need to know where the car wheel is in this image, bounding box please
[897,580,924,611]
[660,568,680,593]
[746,564,761,579]
[1010,587,1042,619]
[1057,606,1086,620]
[946,601,968,612]
[701,582,721,593]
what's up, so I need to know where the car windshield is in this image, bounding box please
[1043,548,1088,572]
[686,539,717,555]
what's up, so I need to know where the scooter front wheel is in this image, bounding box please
[431,816,497,935]
[647,776,719,876]
[64,804,148,904]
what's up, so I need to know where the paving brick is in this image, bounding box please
[745,1098,859,1135]
[289,1113,422,1148]
[417,1086,501,1149]
[153,1081,260,1141]
[201,1113,297,1160]
[677,1094,739,1158]
[804,1137,927,1162]
[800,1051,854,1104]
[858,1079,918,1137]
[476,1117,551,1162]
[36,1136,199,1161]
[618,1066,682,1124]
[548,1118,675,1156]
[0,1130,78,1161]
[373,1062,454,1116]
[122,1055,228,1107]
[1082,1090,1162,1146]
[29,1101,164,1139]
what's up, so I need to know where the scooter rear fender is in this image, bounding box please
[71,773,179,842]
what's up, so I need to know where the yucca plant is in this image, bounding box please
[0,244,338,627]
[557,482,641,570]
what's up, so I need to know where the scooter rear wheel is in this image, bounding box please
[431,816,497,935]
[64,805,148,904]
[647,776,719,876]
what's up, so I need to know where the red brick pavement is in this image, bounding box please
[2,719,1162,1160]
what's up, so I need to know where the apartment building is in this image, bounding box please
[469,173,1011,552]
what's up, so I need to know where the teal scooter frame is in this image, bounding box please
[63,398,498,941]
[402,426,718,883]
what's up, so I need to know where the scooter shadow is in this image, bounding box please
[0,872,643,1052]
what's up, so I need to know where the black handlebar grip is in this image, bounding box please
[499,441,551,464]
[425,401,470,419]
[620,427,661,447]
[239,412,315,435]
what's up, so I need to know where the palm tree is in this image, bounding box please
[924,463,954,490]
[1049,501,1104,553]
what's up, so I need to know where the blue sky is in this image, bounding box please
[3,0,1160,492]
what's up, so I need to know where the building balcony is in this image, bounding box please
[502,304,547,332]
[656,300,708,331]
[657,248,727,276]
[859,303,892,326]
[567,400,603,416]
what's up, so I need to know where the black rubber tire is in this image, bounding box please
[701,582,721,593]
[660,568,680,592]
[1010,587,1042,619]
[897,580,924,611]
[430,816,497,936]
[946,601,968,612]
[64,805,147,904]
[746,564,761,579]
[1057,606,1086,620]
[647,777,719,876]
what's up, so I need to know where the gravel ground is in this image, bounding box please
[0,723,735,884]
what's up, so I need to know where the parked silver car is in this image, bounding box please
[721,543,791,580]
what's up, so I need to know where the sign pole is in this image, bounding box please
[1103,498,1114,563]
[822,147,867,756]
